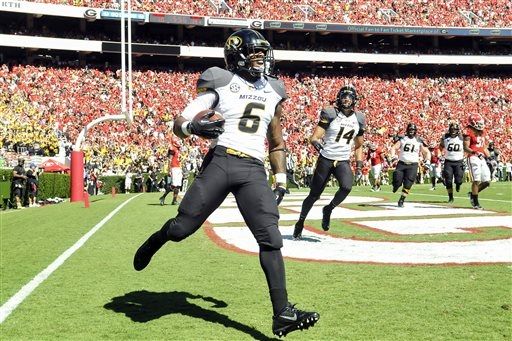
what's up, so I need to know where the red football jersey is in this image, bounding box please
[169,146,181,168]
[368,148,385,166]
[464,128,486,154]
[430,147,441,164]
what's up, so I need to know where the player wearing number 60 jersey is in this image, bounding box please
[293,85,365,239]
[440,122,464,203]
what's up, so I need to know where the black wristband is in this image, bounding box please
[356,160,363,169]
[269,148,286,153]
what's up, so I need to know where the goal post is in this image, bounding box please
[70,0,133,202]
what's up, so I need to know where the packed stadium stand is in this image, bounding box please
[0,1,511,181]
[34,0,512,27]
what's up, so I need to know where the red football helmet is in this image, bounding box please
[468,113,485,131]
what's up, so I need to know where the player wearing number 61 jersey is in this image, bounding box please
[440,122,464,203]
[293,85,365,239]
[390,123,431,207]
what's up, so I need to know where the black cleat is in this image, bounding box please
[448,197,454,204]
[159,197,165,206]
[133,231,166,271]
[468,192,475,207]
[397,198,405,208]
[473,204,483,210]
[321,206,332,231]
[293,220,304,240]
[272,303,320,338]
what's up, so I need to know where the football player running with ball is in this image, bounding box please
[293,85,366,239]
[390,123,431,207]
[133,29,319,337]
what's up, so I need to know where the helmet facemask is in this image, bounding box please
[241,44,274,78]
[336,86,357,115]
[473,121,485,131]
[224,30,275,80]
[406,124,417,138]
[449,123,460,137]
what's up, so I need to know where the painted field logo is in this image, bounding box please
[206,194,512,265]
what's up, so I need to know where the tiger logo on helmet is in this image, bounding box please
[468,113,485,131]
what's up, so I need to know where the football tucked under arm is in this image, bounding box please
[190,110,225,139]
[174,110,225,139]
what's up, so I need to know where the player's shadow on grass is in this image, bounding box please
[282,235,322,243]
[104,290,277,341]
[419,200,453,205]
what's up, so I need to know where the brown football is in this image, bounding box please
[193,109,224,124]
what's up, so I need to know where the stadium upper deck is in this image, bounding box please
[27,0,512,28]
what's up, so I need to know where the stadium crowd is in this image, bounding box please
[37,0,512,28]
[1,63,510,179]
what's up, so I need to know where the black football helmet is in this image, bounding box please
[336,85,357,112]
[448,122,460,137]
[406,123,417,138]
[224,29,274,78]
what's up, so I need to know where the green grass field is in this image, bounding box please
[1,182,511,340]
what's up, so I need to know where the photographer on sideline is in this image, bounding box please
[12,158,27,209]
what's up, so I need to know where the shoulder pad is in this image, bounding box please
[320,107,337,123]
[355,111,366,134]
[266,76,288,100]
[197,67,234,93]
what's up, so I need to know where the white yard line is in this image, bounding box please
[354,190,512,203]
[0,194,142,324]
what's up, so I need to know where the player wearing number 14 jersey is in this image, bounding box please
[293,85,365,239]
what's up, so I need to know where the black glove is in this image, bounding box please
[273,186,289,206]
[189,111,225,139]
[311,140,324,153]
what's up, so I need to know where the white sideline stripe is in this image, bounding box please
[359,190,512,203]
[0,194,142,324]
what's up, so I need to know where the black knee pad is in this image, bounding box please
[160,218,190,242]
[307,194,321,203]
[445,182,453,190]
[259,225,283,250]
[338,185,352,195]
